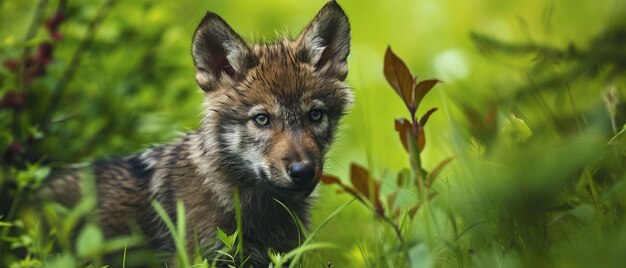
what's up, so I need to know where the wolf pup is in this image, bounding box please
[42,0,351,266]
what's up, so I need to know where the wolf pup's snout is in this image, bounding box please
[288,161,316,187]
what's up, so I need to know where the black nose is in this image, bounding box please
[288,161,316,186]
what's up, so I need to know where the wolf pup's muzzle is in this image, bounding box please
[287,161,317,189]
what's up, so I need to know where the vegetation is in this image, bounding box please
[1,0,625,267]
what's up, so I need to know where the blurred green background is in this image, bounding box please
[2,0,626,267]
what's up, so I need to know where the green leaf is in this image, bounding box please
[269,249,286,266]
[216,228,230,248]
[396,168,413,187]
[43,253,76,268]
[151,200,190,267]
[274,198,306,246]
[102,234,144,254]
[76,224,104,258]
[28,126,45,139]
[502,113,532,145]
[279,243,340,267]
[15,163,50,189]
[215,249,234,259]
[409,243,432,268]
[569,204,595,224]
[229,229,239,250]
[216,227,237,250]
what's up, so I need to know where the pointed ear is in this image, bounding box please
[192,12,258,91]
[296,1,351,81]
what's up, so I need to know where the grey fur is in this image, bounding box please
[42,1,351,266]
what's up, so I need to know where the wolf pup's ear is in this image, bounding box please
[192,13,258,92]
[296,1,351,81]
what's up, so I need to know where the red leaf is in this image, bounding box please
[322,172,364,203]
[414,79,440,110]
[419,108,438,127]
[350,164,373,198]
[384,47,416,112]
[321,174,341,185]
[426,157,454,186]
[417,127,425,152]
[395,118,427,152]
[350,164,385,217]
[394,118,412,152]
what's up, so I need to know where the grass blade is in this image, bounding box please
[151,200,190,267]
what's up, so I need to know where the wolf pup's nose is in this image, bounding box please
[288,161,316,186]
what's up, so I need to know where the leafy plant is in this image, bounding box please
[322,46,451,266]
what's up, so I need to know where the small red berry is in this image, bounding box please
[45,12,65,31]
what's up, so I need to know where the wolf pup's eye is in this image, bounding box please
[309,109,323,122]
[253,114,270,127]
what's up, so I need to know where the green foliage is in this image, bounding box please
[2,0,626,267]
[75,224,103,258]
[216,228,238,252]
[151,200,190,267]
[210,189,249,268]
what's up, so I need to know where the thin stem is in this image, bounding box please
[382,215,405,246]
[564,80,583,132]
[18,0,49,93]
[12,0,49,142]
[0,187,24,237]
[232,187,244,265]
[448,213,465,268]
[40,0,117,131]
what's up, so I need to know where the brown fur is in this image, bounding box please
[42,1,351,266]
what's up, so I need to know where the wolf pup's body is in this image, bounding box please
[42,1,351,266]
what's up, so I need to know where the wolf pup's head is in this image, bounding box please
[192,1,351,199]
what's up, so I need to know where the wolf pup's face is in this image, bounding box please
[191,1,352,199]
